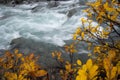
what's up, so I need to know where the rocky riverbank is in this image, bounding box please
[0,37,89,67]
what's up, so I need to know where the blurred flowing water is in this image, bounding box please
[0,0,95,49]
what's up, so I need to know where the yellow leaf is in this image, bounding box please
[86,59,93,70]
[16,53,23,58]
[0,58,4,62]
[77,60,82,65]
[94,1,101,7]
[111,67,117,79]
[57,52,61,59]
[81,18,87,23]
[35,70,47,77]
[99,12,105,16]
[108,50,116,60]
[117,61,120,74]
[52,52,55,58]
[14,49,19,54]
[82,64,87,71]
[4,72,17,80]
[91,27,97,33]
[89,65,98,79]
[29,53,34,59]
[103,58,111,72]
[103,2,109,9]
[88,53,92,56]
[94,46,101,53]
[87,13,92,18]
[76,27,81,34]
[81,32,85,39]
[73,34,77,40]
[65,63,71,72]
[21,57,25,62]
[18,75,27,80]
[77,69,87,80]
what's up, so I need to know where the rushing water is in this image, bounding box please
[0,0,92,49]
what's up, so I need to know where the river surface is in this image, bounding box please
[0,0,96,49]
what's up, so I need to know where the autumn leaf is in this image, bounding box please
[65,63,72,72]
[77,60,82,66]
[94,46,101,53]
[86,59,93,70]
[81,32,85,39]
[34,70,47,77]
[111,67,117,79]
[14,49,19,54]
[29,53,34,59]
[76,69,87,80]
[89,65,98,79]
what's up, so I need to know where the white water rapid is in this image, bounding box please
[0,0,92,49]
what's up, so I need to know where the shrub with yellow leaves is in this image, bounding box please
[76,59,98,80]
[74,0,120,80]
[0,50,47,80]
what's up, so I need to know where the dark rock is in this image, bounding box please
[0,12,14,20]
[10,37,64,54]
[77,0,87,5]
[0,49,5,56]
[31,2,48,12]
[47,1,60,8]
[66,8,77,18]
[31,5,43,12]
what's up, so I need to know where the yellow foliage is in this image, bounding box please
[4,72,28,80]
[81,18,87,23]
[65,63,72,72]
[76,69,87,80]
[76,59,98,80]
[51,51,62,60]
[89,65,98,79]
[77,60,82,66]
[76,27,81,34]
[65,43,77,53]
[81,32,85,39]
[34,70,47,77]
[111,67,117,79]
[82,64,87,71]
[75,0,120,80]
[108,50,116,60]
[86,59,93,70]
[117,61,120,74]
[94,46,101,53]
[0,50,47,80]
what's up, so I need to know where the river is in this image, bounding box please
[0,0,95,49]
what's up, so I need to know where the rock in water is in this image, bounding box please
[10,37,64,54]
[66,8,77,18]
[47,1,60,8]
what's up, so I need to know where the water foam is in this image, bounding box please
[0,2,90,49]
